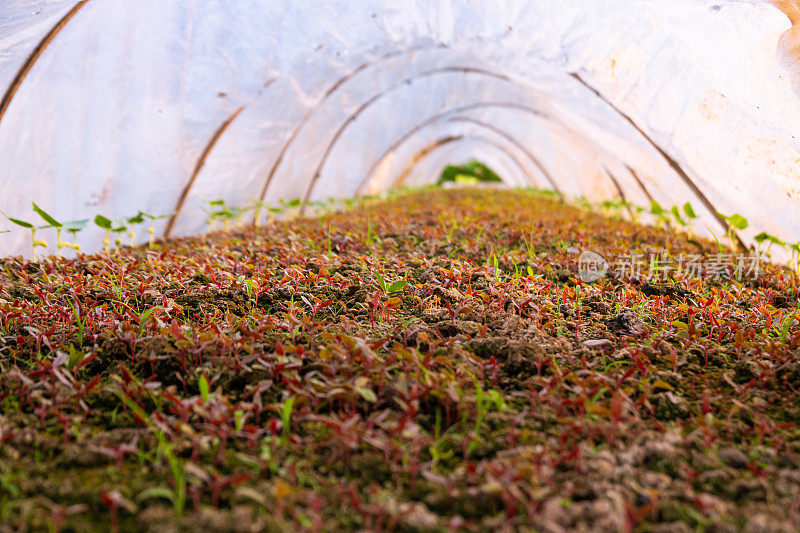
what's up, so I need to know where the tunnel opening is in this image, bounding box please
[437,159,504,185]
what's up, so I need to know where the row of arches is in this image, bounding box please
[1,1,796,257]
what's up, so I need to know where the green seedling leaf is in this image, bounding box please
[356,387,377,403]
[66,345,86,370]
[683,202,697,219]
[127,213,145,224]
[670,206,686,226]
[64,219,89,233]
[198,374,210,403]
[138,308,155,327]
[94,215,112,229]
[754,232,784,246]
[137,487,175,504]
[2,213,33,228]
[728,214,748,230]
[375,273,388,293]
[719,212,749,230]
[111,218,128,232]
[281,396,295,440]
[650,200,666,216]
[780,312,797,343]
[140,211,174,220]
[31,202,60,227]
[388,280,407,293]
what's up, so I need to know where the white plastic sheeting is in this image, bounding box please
[0,0,798,257]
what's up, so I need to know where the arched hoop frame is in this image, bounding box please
[0,7,745,248]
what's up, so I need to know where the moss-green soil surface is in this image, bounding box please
[1,188,799,532]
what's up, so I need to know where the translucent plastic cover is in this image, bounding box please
[0,0,798,257]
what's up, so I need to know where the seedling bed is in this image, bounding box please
[0,188,799,531]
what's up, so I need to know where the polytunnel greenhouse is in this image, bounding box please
[1,1,799,531]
